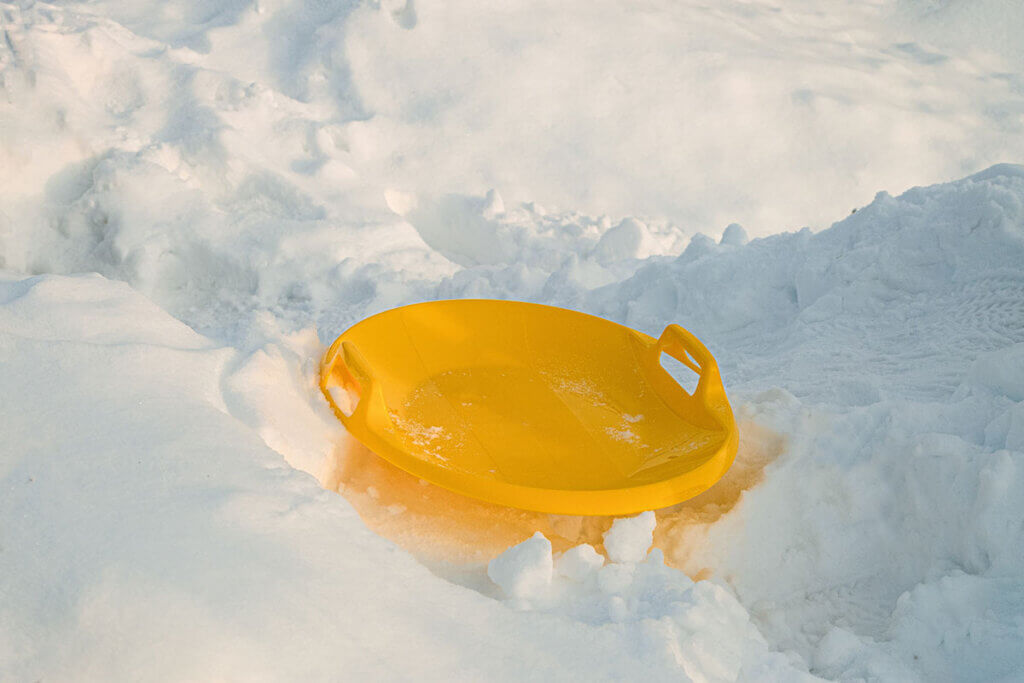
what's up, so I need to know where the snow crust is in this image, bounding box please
[3,0,1024,680]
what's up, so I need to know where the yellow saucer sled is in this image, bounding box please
[320,300,738,515]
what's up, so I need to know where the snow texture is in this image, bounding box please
[2,0,1024,681]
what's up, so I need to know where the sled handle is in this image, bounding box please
[319,338,390,427]
[655,324,724,405]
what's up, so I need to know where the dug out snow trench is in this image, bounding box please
[215,166,1024,680]
[6,163,1024,679]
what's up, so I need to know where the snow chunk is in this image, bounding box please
[487,532,553,599]
[603,511,656,564]
[720,222,749,246]
[593,218,647,264]
[481,188,505,218]
[678,232,716,262]
[555,544,604,582]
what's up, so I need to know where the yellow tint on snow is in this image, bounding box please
[326,418,784,573]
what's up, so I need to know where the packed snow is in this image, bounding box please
[3,0,1024,680]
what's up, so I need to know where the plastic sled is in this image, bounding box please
[320,300,738,515]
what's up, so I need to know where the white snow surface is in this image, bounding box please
[3,1,1024,680]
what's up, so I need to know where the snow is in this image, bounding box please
[555,543,605,582]
[487,532,553,602]
[972,343,1024,403]
[3,0,1024,680]
[603,511,657,564]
